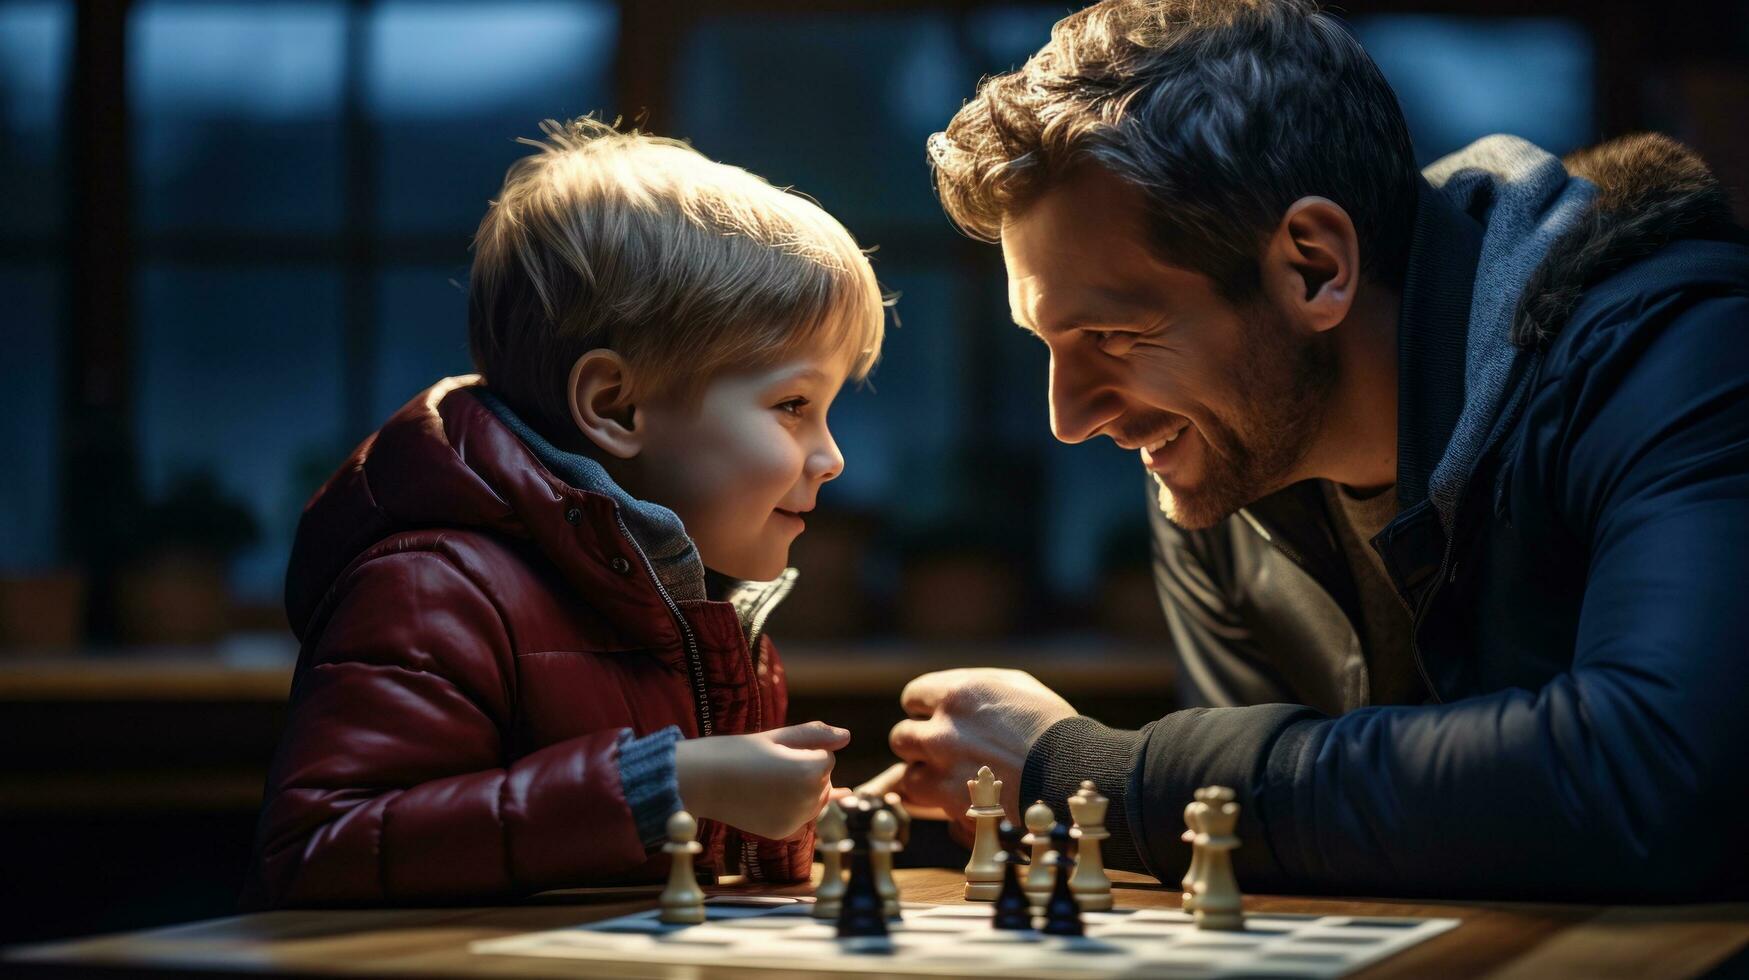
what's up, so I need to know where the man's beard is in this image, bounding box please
[1156,304,1338,530]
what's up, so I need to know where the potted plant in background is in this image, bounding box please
[0,569,86,654]
[114,472,260,647]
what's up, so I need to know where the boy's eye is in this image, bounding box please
[776,397,809,417]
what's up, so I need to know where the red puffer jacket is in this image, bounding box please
[243,377,811,909]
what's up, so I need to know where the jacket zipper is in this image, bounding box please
[1405,356,1543,705]
[611,511,713,738]
[1405,557,1447,704]
[741,570,798,735]
[732,571,796,885]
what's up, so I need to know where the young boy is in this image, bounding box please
[243,117,885,908]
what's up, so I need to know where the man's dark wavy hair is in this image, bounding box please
[929,0,1420,299]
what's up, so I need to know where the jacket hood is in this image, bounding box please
[1419,132,1734,530]
[284,376,676,639]
[1518,133,1738,346]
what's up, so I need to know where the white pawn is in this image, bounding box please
[1191,786,1244,931]
[1022,799,1055,909]
[814,800,849,919]
[1069,780,1113,912]
[870,807,902,919]
[1181,793,1205,913]
[659,810,706,924]
[883,791,913,849]
[963,766,1006,901]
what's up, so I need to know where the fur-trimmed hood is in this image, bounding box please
[1411,132,1739,532]
[1518,134,1739,346]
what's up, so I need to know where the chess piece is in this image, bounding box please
[836,798,888,938]
[1068,780,1113,912]
[1191,786,1244,931]
[870,805,902,919]
[1022,799,1055,909]
[1180,790,1206,913]
[883,791,913,849]
[659,810,706,924]
[991,820,1032,930]
[964,766,1006,901]
[1041,823,1083,936]
[814,799,849,919]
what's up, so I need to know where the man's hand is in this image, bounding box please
[887,669,1076,840]
[676,721,849,840]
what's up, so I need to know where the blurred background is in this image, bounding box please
[1,0,1745,945]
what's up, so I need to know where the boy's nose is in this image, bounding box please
[810,431,845,483]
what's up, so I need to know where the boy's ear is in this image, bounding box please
[567,349,642,459]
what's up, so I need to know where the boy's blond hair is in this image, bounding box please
[468,117,886,442]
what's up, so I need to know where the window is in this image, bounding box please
[0,0,71,572]
[127,0,617,603]
[1350,15,1596,164]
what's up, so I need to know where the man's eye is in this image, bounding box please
[1084,327,1141,354]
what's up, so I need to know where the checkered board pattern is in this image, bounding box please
[470,896,1460,978]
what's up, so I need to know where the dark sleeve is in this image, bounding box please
[1035,293,1749,900]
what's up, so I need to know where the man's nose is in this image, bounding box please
[1048,355,1120,445]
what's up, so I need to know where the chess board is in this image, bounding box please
[470,896,1460,978]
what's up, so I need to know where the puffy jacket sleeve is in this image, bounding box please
[1029,287,1749,901]
[247,549,648,908]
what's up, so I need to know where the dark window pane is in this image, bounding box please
[131,1,347,234]
[374,263,472,423]
[966,5,1064,73]
[1043,438,1147,599]
[136,264,344,601]
[0,0,71,236]
[1351,16,1595,165]
[674,13,975,235]
[826,265,962,526]
[366,1,617,233]
[0,264,62,570]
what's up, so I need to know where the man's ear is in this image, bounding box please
[1263,196,1360,333]
[567,349,642,459]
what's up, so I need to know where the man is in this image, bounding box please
[890,0,1748,899]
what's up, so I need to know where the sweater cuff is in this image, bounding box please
[1130,706,1324,887]
[1020,716,1148,874]
[617,725,684,848]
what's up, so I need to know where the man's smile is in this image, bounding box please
[1140,419,1197,474]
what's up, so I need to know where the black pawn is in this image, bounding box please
[992,819,1032,931]
[836,798,888,938]
[1042,822,1083,936]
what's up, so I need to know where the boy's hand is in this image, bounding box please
[675,722,849,840]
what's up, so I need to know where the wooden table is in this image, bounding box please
[6,868,1747,979]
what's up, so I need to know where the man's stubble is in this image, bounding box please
[1155,303,1338,530]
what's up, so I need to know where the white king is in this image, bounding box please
[963,766,1006,901]
[1068,780,1113,911]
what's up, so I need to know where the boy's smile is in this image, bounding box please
[621,351,851,581]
